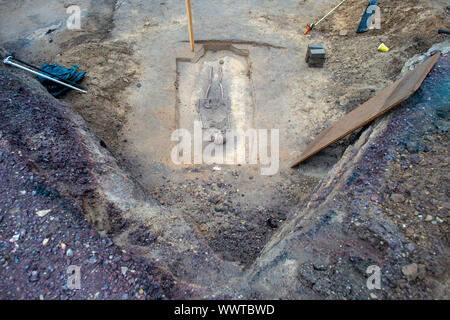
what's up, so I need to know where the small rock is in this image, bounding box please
[406,141,419,153]
[121,267,128,275]
[402,263,418,281]
[36,209,51,217]
[441,202,450,210]
[208,195,221,205]
[66,248,74,257]
[266,217,278,228]
[313,264,327,271]
[370,293,378,299]
[390,193,405,203]
[88,256,98,264]
[139,288,144,295]
[389,240,398,250]
[425,215,433,222]
[338,96,349,106]
[9,234,20,242]
[30,271,39,282]
[61,243,67,250]
[411,155,420,164]
[42,238,49,246]
[405,243,415,253]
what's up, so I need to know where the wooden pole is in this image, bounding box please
[185,0,194,52]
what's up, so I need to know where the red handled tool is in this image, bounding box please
[304,0,348,35]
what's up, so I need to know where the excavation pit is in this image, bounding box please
[2,0,447,299]
[115,41,345,266]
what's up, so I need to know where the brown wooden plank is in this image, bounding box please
[291,52,440,168]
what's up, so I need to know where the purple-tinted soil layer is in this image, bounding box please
[0,70,193,300]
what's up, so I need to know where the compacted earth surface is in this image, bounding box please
[0,0,449,299]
